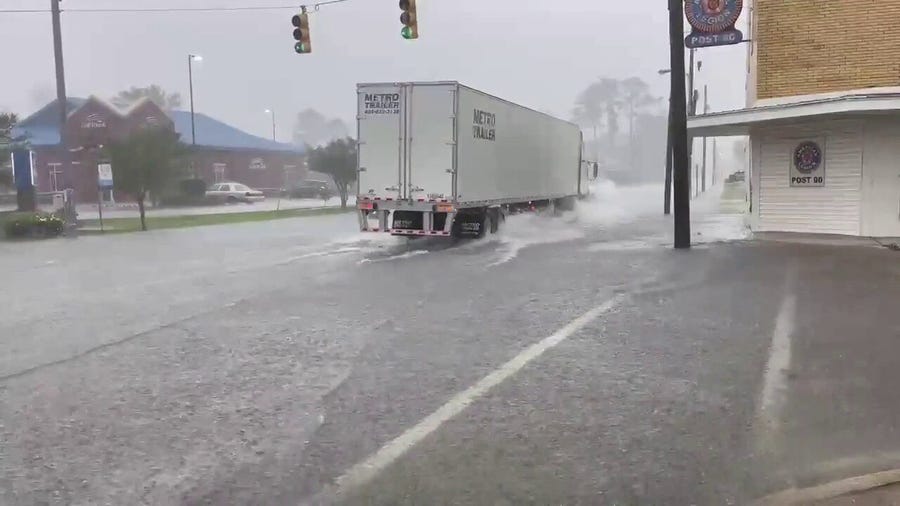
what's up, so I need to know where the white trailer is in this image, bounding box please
[356,81,596,238]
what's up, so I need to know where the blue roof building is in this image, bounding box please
[16,96,309,203]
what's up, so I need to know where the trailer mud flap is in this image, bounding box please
[451,213,484,239]
[392,210,424,231]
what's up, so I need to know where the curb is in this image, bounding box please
[755,469,900,505]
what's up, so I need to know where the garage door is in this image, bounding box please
[758,121,862,235]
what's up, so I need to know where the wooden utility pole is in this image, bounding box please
[51,0,69,205]
[669,0,691,249]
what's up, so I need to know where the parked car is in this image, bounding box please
[290,180,333,199]
[206,182,266,204]
[726,171,746,183]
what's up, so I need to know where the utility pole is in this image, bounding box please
[664,98,673,215]
[668,0,690,249]
[47,0,68,214]
[712,138,718,186]
[701,84,708,193]
[687,47,697,199]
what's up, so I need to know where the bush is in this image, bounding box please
[179,178,208,197]
[3,212,65,239]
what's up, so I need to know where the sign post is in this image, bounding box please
[97,163,114,232]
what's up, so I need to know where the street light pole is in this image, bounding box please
[266,109,277,142]
[188,54,202,145]
[668,0,691,249]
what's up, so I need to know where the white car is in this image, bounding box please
[206,182,266,204]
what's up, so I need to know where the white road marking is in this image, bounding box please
[328,295,625,498]
[757,264,797,440]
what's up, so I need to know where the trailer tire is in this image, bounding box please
[554,196,577,213]
[487,207,501,234]
[451,211,486,239]
[482,213,493,238]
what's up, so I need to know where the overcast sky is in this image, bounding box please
[0,0,749,142]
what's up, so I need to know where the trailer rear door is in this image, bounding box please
[407,83,456,202]
[358,84,404,200]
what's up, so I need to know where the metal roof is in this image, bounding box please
[11,97,304,154]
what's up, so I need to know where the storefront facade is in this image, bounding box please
[689,0,900,238]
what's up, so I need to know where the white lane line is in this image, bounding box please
[757,266,797,439]
[329,294,625,498]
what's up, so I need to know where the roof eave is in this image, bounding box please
[688,94,900,137]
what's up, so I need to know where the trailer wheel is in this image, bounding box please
[487,208,501,234]
[451,211,486,239]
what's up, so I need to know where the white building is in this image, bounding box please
[688,1,900,238]
[690,90,900,237]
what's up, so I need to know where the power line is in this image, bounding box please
[0,1,352,14]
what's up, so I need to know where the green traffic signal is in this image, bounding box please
[292,11,312,54]
[399,0,418,39]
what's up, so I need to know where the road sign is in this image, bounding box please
[685,29,743,48]
[98,163,114,188]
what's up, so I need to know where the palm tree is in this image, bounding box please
[113,85,182,110]
[620,77,661,167]
[577,78,622,150]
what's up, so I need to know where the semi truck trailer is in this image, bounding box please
[356,81,597,238]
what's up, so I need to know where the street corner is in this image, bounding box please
[756,470,900,506]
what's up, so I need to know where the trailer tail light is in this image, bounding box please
[435,203,454,213]
[358,201,375,210]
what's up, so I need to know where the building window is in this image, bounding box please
[48,163,63,191]
[213,163,227,183]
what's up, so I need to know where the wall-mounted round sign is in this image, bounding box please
[685,0,744,34]
[793,141,823,174]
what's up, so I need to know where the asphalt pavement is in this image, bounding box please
[2,182,900,505]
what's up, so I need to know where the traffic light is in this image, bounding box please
[399,0,418,40]
[292,10,312,54]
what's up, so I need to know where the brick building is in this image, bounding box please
[690,0,900,237]
[12,96,307,204]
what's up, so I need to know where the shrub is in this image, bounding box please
[179,178,208,197]
[2,211,65,239]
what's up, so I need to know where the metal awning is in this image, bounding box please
[688,92,900,137]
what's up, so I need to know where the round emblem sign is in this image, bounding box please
[793,141,823,174]
[685,0,744,33]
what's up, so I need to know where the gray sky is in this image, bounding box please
[0,0,749,142]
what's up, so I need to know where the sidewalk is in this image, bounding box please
[75,197,353,220]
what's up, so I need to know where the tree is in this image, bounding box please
[620,77,661,168]
[307,137,357,209]
[574,78,621,157]
[293,108,350,147]
[0,113,19,190]
[105,127,187,231]
[113,85,182,110]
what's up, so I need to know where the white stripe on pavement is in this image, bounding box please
[757,263,797,444]
[328,294,626,499]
